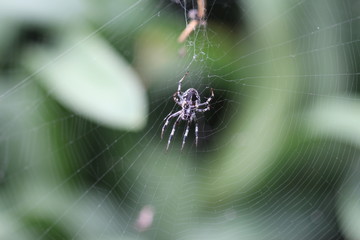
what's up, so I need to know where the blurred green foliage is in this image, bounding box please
[0,0,360,239]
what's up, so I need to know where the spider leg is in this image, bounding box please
[195,119,199,147]
[178,71,189,92]
[181,121,190,150]
[174,72,189,104]
[196,106,210,113]
[161,111,181,139]
[167,115,182,150]
[208,88,214,102]
[196,88,214,112]
[173,92,183,106]
[197,88,214,107]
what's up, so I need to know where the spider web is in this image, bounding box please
[0,0,360,239]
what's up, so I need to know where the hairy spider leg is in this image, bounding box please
[173,92,182,106]
[195,120,199,147]
[196,106,210,112]
[207,88,214,102]
[167,115,182,150]
[197,88,214,107]
[161,111,181,139]
[174,72,189,105]
[181,121,190,150]
[178,71,189,92]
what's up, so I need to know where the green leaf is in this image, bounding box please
[337,162,360,240]
[306,98,360,146]
[23,28,147,130]
[0,0,83,24]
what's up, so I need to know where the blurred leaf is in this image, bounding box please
[0,21,17,53]
[23,28,148,130]
[86,0,156,37]
[0,212,32,240]
[202,0,299,202]
[0,0,84,25]
[307,96,360,240]
[306,97,360,146]
[134,24,184,85]
[184,217,261,240]
[337,161,360,240]
[16,183,139,240]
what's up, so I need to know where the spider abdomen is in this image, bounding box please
[183,88,201,104]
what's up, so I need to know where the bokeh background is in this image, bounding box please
[1,0,360,239]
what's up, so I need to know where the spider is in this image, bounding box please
[161,72,214,150]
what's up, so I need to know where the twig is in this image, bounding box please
[177,0,207,43]
[197,0,206,19]
[177,20,199,43]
